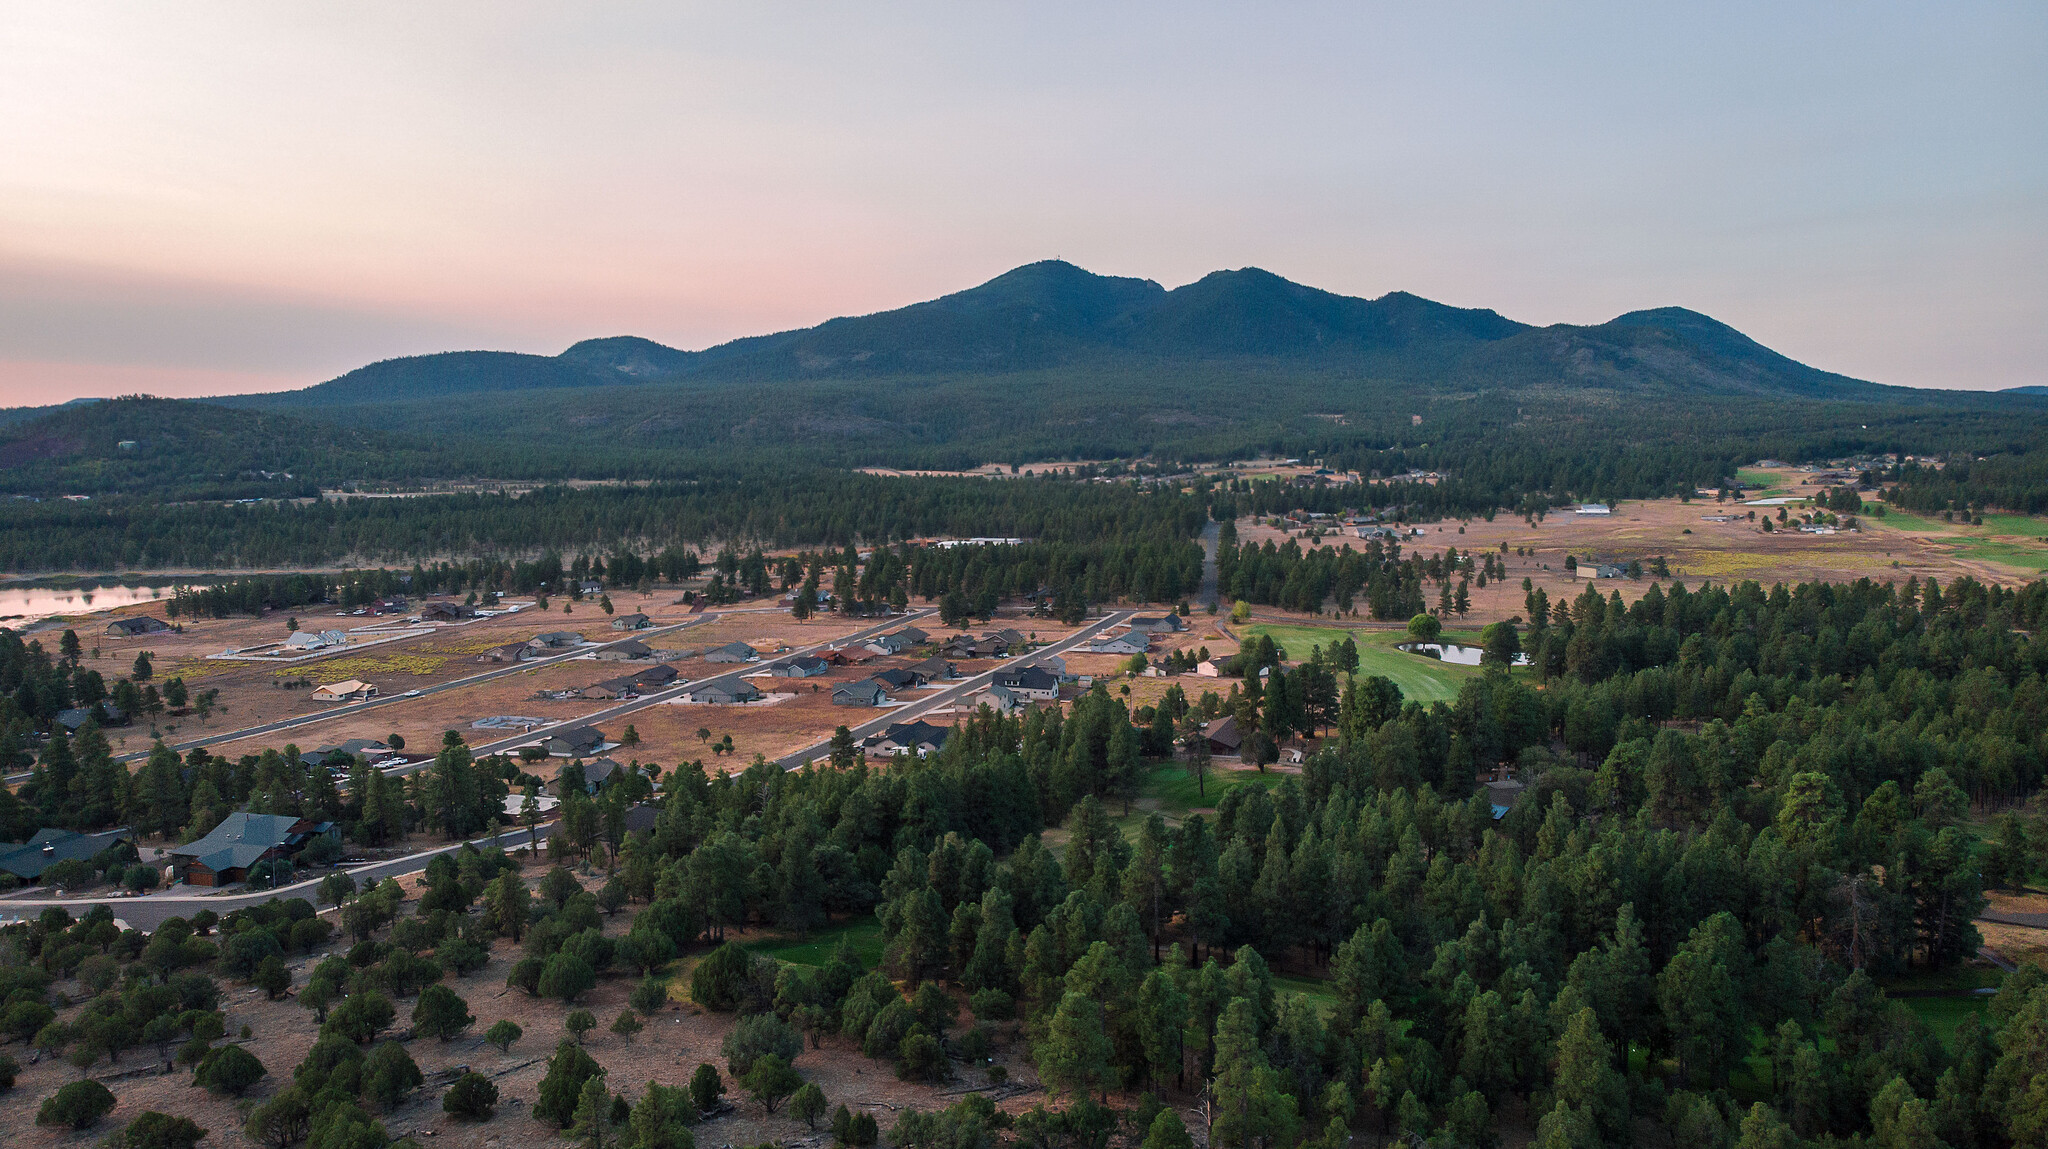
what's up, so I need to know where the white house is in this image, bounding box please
[311,679,377,702]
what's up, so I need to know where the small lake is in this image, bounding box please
[0,582,184,624]
[1398,640,1531,667]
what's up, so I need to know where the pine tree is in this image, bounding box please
[1040,991,1114,1101]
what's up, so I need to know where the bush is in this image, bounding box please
[443,1072,498,1120]
[723,1012,800,1078]
[689,941,757,1011]
[121,1111,207,1149]
[611,1010,644,1041]
[565,1009,597,1043]
[195,1043,267,1095]
[538,952,597,1004]
[322,990,396,1043]
[37,1080,117,1129]
[0,1051,17,1091]
[969,989,1013,1021]
[43,858,96,890]
[895,1031,948,1083]
[362,1041,423,1112]
[630,974,671,1013]
[535,1040,604,1127]
[689,1063,724,1113]
[484,1019,522,1052]
[437,937,489,977]
[790,1082,828,1130]
[740,1054,802,1114]
[412,984,474,1041]
[246,1088,312,1149]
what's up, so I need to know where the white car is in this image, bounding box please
[402,689,422,698]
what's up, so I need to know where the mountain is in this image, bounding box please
[241,259,1904,407]
[2004,385,2048,396]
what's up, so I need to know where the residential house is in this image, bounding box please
[622,806,659,835]
[944,633,1010,658]
[578,580,605,595]
[1203,715,1244,756]
[1483,777,1526,820]
[1593,564,1627,579]
[55,705,125,731]
[541,726,607,757]
[684,678,762,705]
[1576,503,1612,516]
[418,601,476,622]
[582,675,646,700]
[769,655,831,678]
[105,617,170,637]
[311,679,377,702]
[863,632,915,657]
[0,827,132,883]
[1084,633,1150,656]
[872,667,921,691]
[1195,660,1223,677]
[832,679,894,707]
[1127,615,1187,635]
[476,641,533,664]
[968,683,1030,715]
[702,642,760,663]
[895,627,931,645]
[993,664,1060,700]
[988,628,1027,647]
[907,656,957,682]
[630,664,678,688]
[528,631,584,649]
[169,812,337,886]
[593,639,655,661]
[303,739,391,770]
[823,648,875,666]
[286,630,348,651]
[610,613,652,630]
[864,720,952,757]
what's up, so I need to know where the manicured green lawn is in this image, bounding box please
[746,915,885,969]
[1243,622,1488,704]
[1141,761,1284,817]
[1899,994,1993,1048]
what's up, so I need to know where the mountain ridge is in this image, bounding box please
[235,260,1906,406]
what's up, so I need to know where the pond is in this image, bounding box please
[0,582,184,624]
[1397,640,1531,667]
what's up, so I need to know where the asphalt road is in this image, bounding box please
[774,610,1134,768]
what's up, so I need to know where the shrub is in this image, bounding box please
[362,1041,423,1112]
[0,1051,17,1091]
[195,1043,267,1095]
[121,1111,207,1149]
[254,955,292,999]
[740,1054,802,1114]
[443,1072,498,1120]
[630,975,671,1013]
[436,937,489,977]
[790,1082,828,1130]
[969,989,1013,1021]
[688,1063,724,1113]
[895,1031,948,1083]
[37,1080,117,1129]
[537,952,597,1004]
[535,1040,604,1127]
[411,984,474,1041]
[611,1010,644,1041]
[322,990,396,1044]
[723,1012,800,1078]
[484,1019,522,1052]
[246,1088,312,1149]
[689,941,756,1011]
[565,1009,597,1043]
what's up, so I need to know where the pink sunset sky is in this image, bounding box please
[1,3,2042,406]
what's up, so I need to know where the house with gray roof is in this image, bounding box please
[684,677,763,705]
[594,639,654,661]
[1127,615,1187,635]
[703,642,760,663]
[610,613,651,630]
[105,617,171,637]
[542,726,607,757]
[864,720,952,757]
[993,664,1060,700]
[1084,633,1150,656]
[0,827,132,882]
[169,812,334,886]
[833,679,894,707]
[769,655,831,677]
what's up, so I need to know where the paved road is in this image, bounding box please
[775,610,1133,768]
[0,820,560,931]
[1198,520,1221,608]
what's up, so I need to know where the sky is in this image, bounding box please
[0,3,2043,406]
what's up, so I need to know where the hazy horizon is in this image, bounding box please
[2,3,2042,407]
